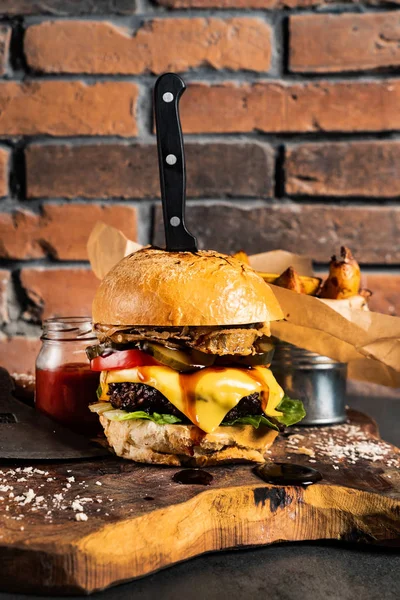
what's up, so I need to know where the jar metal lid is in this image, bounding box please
[41,317,96,341]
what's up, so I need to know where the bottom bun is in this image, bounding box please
[99,416,278,467]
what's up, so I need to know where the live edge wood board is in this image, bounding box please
[0,409,399,595]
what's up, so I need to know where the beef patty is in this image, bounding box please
[107,382,263,424]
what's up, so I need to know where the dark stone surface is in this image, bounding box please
[0,0,136,14]
[349,393,399,448]
[27,143,274,199]
[0,542,399,600]
[0,392,398,600]
[153,203,400,264]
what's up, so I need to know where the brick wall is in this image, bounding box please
[0,0,399,375]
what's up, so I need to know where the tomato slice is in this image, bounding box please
[90,349,159,371]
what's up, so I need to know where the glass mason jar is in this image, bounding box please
[272,341,347,426]
[35,317,100,435]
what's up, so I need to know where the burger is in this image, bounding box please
[87,247,305,466]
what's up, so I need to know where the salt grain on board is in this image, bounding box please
[75,513,88,522]
[0,421,396,530]
[287,423,400,467]
[0,467,110,527]
[72,500,84,512]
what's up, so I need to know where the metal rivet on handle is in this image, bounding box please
[166,154,177,165]
[163,92,174,103]
[170,217,181,227]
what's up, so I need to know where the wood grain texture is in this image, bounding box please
[0,409,399,595]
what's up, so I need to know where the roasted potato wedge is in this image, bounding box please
[231,250,250,265]
[258,269,322,296]
[319,246,361,300]
[273,267,305,294]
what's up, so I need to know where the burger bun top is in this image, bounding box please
[92,247,283,327]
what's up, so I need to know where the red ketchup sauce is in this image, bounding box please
[36,363,100,435]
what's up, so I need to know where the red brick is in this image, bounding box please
[157,0,299,5]
[0,1,136,14]
[21,268,99,321]
[153,204,400,264]
[286,141,400,197]
[26,142,274,199]
[0,81,137,136]
[361,274,400,317]
[180,80,400,134]
[0,147,9,197]
[25,19,271,74]
[0,335,41,375]
[0,204,137,260]
[290,13,400,73]
[0,269,10,323]
[157,0,400,7]
[0,25,10,75]
[6,0,395,9]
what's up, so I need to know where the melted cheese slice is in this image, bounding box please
[99,365,284,434]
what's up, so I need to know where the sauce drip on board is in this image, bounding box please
[36,363,100,435]
[253,462,323,486]
[173,469,213,486]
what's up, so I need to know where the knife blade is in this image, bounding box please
[0,368,109,461]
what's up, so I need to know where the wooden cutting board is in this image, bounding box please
[0,409,399,595]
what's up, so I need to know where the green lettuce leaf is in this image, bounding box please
[275,395,306,427]
[223,395,305,429]
[104,409,182,425]
[222,414,279,431]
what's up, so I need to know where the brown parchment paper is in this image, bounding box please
[87,223,400,388]
[269,285,400,388]
[249,250,313,276]
[87,221,143,279]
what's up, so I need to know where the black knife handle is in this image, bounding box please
[154,73,198,252]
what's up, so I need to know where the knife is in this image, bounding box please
[154,73,198,252]
[0,368,108,461]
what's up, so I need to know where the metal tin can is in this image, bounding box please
[272,342,347,426]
